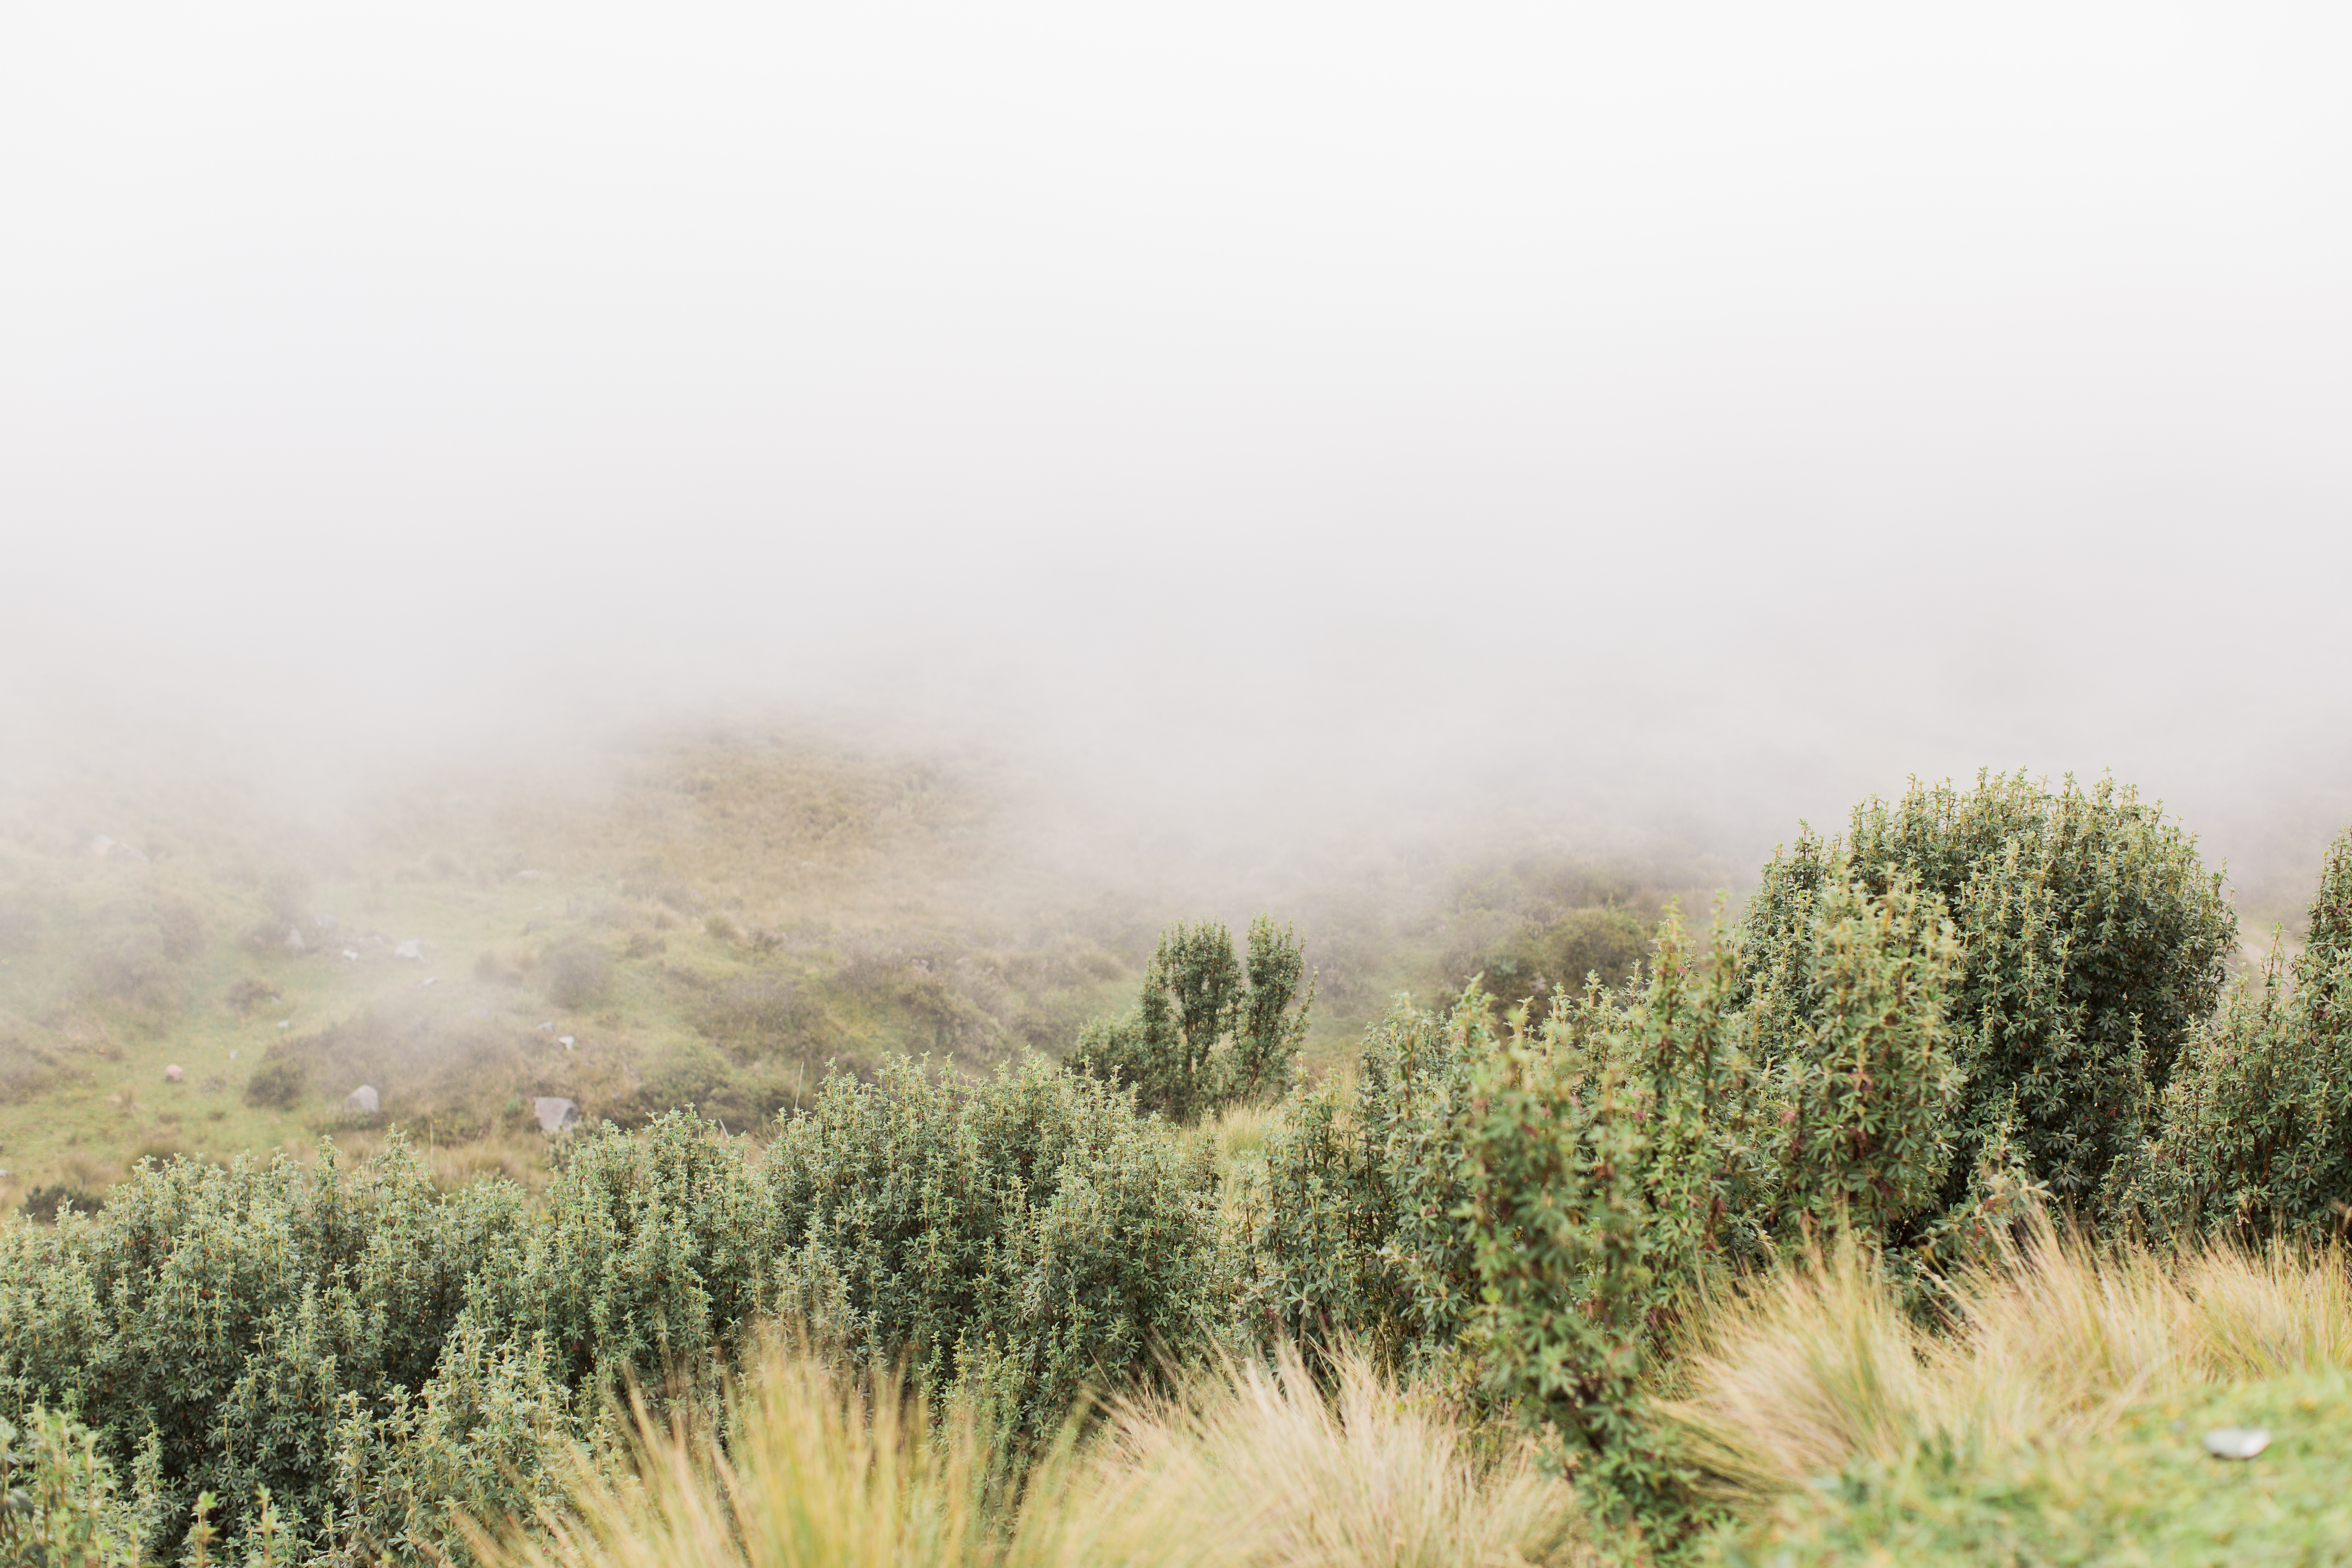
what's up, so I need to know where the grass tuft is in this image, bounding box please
[471,1333,1587,1568]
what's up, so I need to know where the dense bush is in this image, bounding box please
[539,938,613,1009]
[0,1055,1229,1561]
[1071,916,1314,1122]
[1463,905,1650,1021]
[2136,827,2352,1240]
[1236,995,1484,1375]
[0,1142,541,1557]
[1737,773,2232,1223]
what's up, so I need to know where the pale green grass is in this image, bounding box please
[1663,1221,2352,1508]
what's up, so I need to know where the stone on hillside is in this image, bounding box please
[284,926,307,954]
[394,940,422,961]
[163,1064,184,1083]
[345,1085,380,1115]
[534,1096,581,1134]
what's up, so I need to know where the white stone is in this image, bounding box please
[345,1085,381,1115]
[533,1096,581,1133]
[2203,1427,2270,1460]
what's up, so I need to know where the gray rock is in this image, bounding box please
[345,1085,381,1115]
[394,940,423,961]
[284,926,307,954]
[533,1096,581,1134]
[163,1064,184,1083]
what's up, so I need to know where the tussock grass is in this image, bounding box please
[473,1334,1588,1568]
[1663,1218,2352,1501]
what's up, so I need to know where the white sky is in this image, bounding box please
[4,3,2347,897]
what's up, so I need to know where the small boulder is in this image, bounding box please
[283,926,307,954]
[163,1064,185,1083]
[533,1096,581,1134]
[394,940,423,961]
[345,1085,380,1115]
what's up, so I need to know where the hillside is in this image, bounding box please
[0,728,1723,1210]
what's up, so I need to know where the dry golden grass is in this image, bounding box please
[471,1333,1589,1568]
[1661,1219,2352,1499]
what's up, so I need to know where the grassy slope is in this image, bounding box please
[0,735,1136,1203]
[1719,1370,2352,1565]
[0,728,1720,1210]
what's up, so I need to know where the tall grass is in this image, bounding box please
[1661,1218,2352,1500]
[471,1332,1588,1568]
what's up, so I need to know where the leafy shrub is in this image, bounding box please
[1237,996,1484,1376]
[242,1051,307,1109]
[224,976,281,1018]
[13,1185,106,1225]
[0,1141,534,1557]
[762,1055,1232,1434]
[696,973,831,1066]
[2136,827,2352,1240]
[1441,880,1973,1541]
[539,940,612,1009]
[1464,906,1650,1021]
[1071,917,1314,1123]
[0,1405,154,1568]
[1737,773,2232,1221]
[1732,874,1969,1251]
[0,1053,1229,1560]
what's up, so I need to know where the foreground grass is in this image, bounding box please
[472,1337,1590,1568]
[1718,1368,2352,1566]
[1664,1224,2352,1564]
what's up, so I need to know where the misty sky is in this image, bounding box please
[4,4,2347,898]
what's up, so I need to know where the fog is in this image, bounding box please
[4,3,2348,912]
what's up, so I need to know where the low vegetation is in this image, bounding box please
[5,763,2351,1566]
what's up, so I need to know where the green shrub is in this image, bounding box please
[1236,995,1484,1376]
[539,939,612,1009]
[2136,827,2352,1241]
[0,1142,533,1557]
[1466,906,1650,1021]
[13,1186,105,1225]
[1738,773,2232,1223]
[1447,882,1969,1541]
[0,1405,156,1568]
[0,1047,1232,1560]
[1733,873,1971,1252]
[1071,916,1314,1123]
[760,1054,1232,1435]
[241,1051,307,1109]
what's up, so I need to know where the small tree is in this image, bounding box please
[1070,916,1314,1123]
